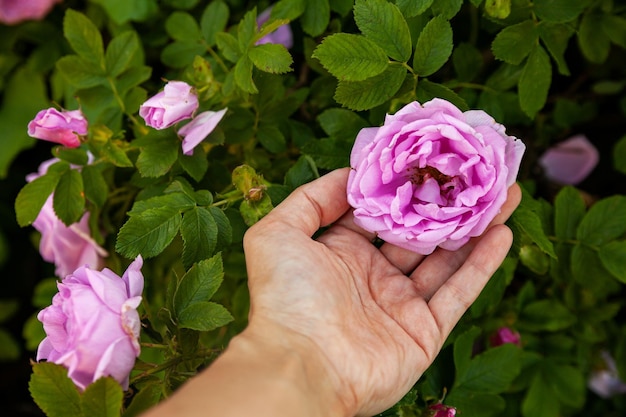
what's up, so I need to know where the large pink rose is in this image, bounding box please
[139,81,199,130]
[27,158,107,278]
[27,108,88,148]
[37,256,144,390]
[0,0,61,25]
[347,99,525,255]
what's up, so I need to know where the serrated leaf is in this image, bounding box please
[452,42,483,82]
[522,371,561,417]
[90,138,133,168]
[181,207,218,269]
[174,255,224,316]
[238,8,257,50]
[257,124,287,153]
[578,13,611,64]
[216,32,241,63]
[554,186,585,240]
[334,63,406,111]
[53,169,85,226]
[134,132,180,178]
[453,326,482,377]
[312,33,389,82]
[545,363,585,408]
[178,301,234,331]
[431,0,463,19]
[115,206,182,259]
[301,0,330,37]
[396,0,434,18]
[160,41,205,69]
[209,207,233,251]
[455,344,521,393]
[105,31,140,77]
[598,241,626,283]
[56,56,107,89]
[165,11,201,41]
[491,20,538,65]
[510,205,556,258]
[354,0,412,62]
[115,66,152,96]
[415,79,469,111]
[519,44,551,118]
[52,147,89,166]
[576,195,626,245]
[200,0,229,46]
[29,362,82,417]
[285,155,319,189]
[538,22,573,76]
[271,0,306,21]
[179,147,209,181]
[412,15,453,76]
[234,55,258,94]
[249,43,293,74]
[533,0,585,23]
[520,300,576,331]
[81,165,108,208]
[302,137,352,170]
[80,377,124,417]
[317,108,368,142]
[128,193,196,217]
[63,9,105,66]
[444,390,506,417]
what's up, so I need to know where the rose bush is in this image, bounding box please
[36,256,143,390]
[139,80,199,130]
[347,98,525,254]
[27,108,88,148]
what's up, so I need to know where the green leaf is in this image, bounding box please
[122,383,162,417]
[317,108,369,142]
[15,171,63,227]
[554,186,585,240]
[576,195,626,245]
[519,44,551,118]
[249,43,293,74]
[578,13,611,64]
[234,55,258,94]
[301,0,330,37]
[56,56,107,89]
[412,15,453,76]
[598,241,626,283]
[509,204,556,257]
[545,362,585,408]
[455,344,521,393]
[53,147,89,166]
[88,0,157,25]
[179,148,209,181]
[115,206,182,259]
[485,0,511,19]
[29,362,82,417]
[614,135,626,175]
[271,0,306,21]
[216,32,242,63]
[63,9,105,66]
[285,155,319,189]
[0,329,20,361]
[105,31,141,77]
[444,390,505,417]
[491,20,537,65]
[178,301,234,331]
[174,254,224,316]
[396,0,434,18]
[210,207,233,251]
[165,11,201,41]
[53,168,85,226]
[134,132,180,178]
[538,22,573,76]
[302,137,352,170]
[257,124,287,153]
[80,377,124,417]
[128,193,195,217]
[603,15,626,49]
[201,0,230,46]
[520,300,576,331]
[522,370,561,417]
[239,195,274,226]
[312,33,389,82]
[181,207,218,269]
[81,165,108,208]
[431,0,463,19]
[331,0,354,16]
[533,0,585,23]
[354,0,412,62]
[160,41,205,69]
[334,63,406,111]
[238,8,257,50]
[452,42,483,82]
[453,326,482,376]
[415,79,469,111]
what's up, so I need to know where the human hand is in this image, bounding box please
[241,167,521,416]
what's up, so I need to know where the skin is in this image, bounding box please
[144,167,521,417]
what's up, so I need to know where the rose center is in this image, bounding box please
[407,166,453,187]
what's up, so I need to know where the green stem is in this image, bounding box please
[207,46,229,74]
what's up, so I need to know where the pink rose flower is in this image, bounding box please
[428,403,457,417]
[139,81,199,130]
[27,108,88,148]
[178,108,228,155]
[37,256,143,390]
[490,327,521,347]
[538,134,599,185]
[347,99,525,255]
[0,0,61,25]
[27,158,108,278]
[588,351,626,399]
[256,7,293,49]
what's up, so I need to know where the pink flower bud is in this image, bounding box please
[490,327,521,347]
[178,108,228,155]
[0,0,61,25]
[256,7,293,49]
[429,403,457,417]
[139,81,199,130]
[27,108,88,148]
[37,256,143,390]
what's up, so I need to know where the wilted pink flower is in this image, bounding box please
[178,108,228,155]
[347,99,525,255]
[139,81,199,130]
[27,108,88,148]
[256,7,293,49]
[0,0,61,25]
[428,403,457,417]
[490,327,521,347]
[37,256,143,390]
[538,134,599,185]
[27,158,107,278]
[588,351,626,398]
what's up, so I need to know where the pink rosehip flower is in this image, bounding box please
[0,0,61,25]
[347,99,525,255]
[256,7,293,49]
[37,256,143,390]
[490,327,521,347]
[538,134,599,185]
[139,81,199,130]
[27,108,88,148]
[588,351,626,399]
[429,403,457,417]
[27,158,108,278]
[178,108,228,155]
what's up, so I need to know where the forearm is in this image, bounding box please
[143,327,350,417]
